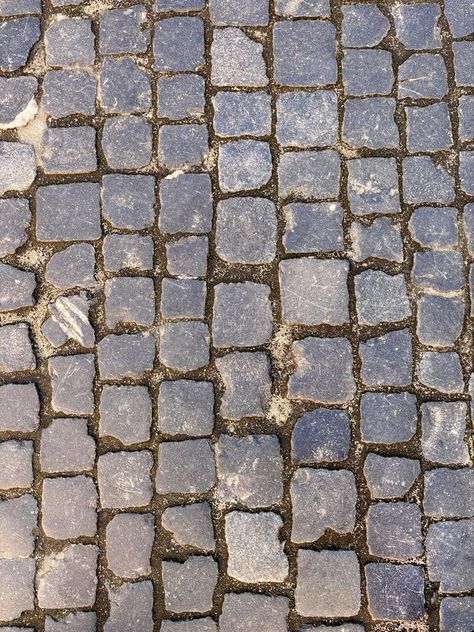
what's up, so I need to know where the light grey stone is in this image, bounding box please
[159,322,210,371]
[46,244,96,289]
[162,557,218,613]
[105,581,153,632]
[218,140,272,192]
[277,90,338,147]
[49,354,95,415]
[106,513,154,578]
[0,440,33,490]
[365,563,425,621]
[104,234,154,272]
[418,351,464,394]
[158,380,214,436]
[42,475,97,539]
[440,597,474,632]
[426,520,474,593]
[43,293,94,348]
[213,91,271,137]
[445,0,474,37]
[355,270,410,326]
[364,454,420,499]
[421,401,469,465]
[360,392,417,444]
[98,451,153,509]
[209,0,268,25]
[98,333,156,379]
[102,115,152,169]
[342,3,389,46]
[0,323,35,372]
[278,149,340,199]
[342,49,394,96]
[166,236,208,278]
[351,218,404,263]
[157,74,205,120]
[366,502,423,560]
[0,76,37,128]
[158,124,209,169]
[301,626,364,632]
[159,173,212,234]
[105,277,155,328]
[398,53,448,99]
[412,250,464,293]
[343,97,399,149]
[99,5,150,55]
[0,558,35,621]
[45,613,96,632]
[406,103,453,152]
[424,468,474,518]
[45,18,95,66]
[99,385,152,445]
[156,439,215,494]
[153,16,204,71]
[154,0,204,10]
[393,3,441,49]
[0,17,40,71]
[0,198,30,256]
[292,408,350,464]
[40,418,95,473]
[284,202,343,253]
[0,141,36,194]
[211,28,268,86]
[0,494,37,557]
[0,263,35,311]
[220,593,289,632]
[162,502,215,550]
[347,157,400,215]
[161,620,216,632]
[359,329,413,387]
[276,0,329,16]
[409,206,458,248]
[41,126,96,175]
[99,56,151,114]
[0,383,39,432]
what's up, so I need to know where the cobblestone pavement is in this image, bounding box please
[0,0,473,630]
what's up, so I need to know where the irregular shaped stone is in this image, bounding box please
[213,91,271,137]
[296,550,361,617]
[162,557,218,613]
[350,217,404,263]
[424,468,474,518]
[100,385,151,445]
[45,613,96,632]
[0,76,37,129]
[359,329,413,387]
[426,520,474,593]
[102,115,152,169]
[0,494,37,557]
[289,337,355,404]
[45,18,95,66]
[225,511,288,583]
[0,17,40,71]
[365,563,425,621]
[167,236,208,277]
[49,354,95,415]
[454,42,474,87]
[220,593,289,632]
[342,49,393,96]
[46,245,95,291]
[105,581,153,632]
[41,126,97,175]
[393,3,441,49]
[157,74,205,120]
[154,16,204,71]
[0,323,35,372]
[218,140,272,192]
[158,123,209,169]
[105,277,155,328]
[347,157,400,215]
[162,502,215,550]
[409,206,458,248]
[418,351,463,394]
[43,69,97,117]
[404,157,454,203]
[406,103,453,152]
[0,141,36,195]
[0,263,35,311]
[106,513,154,578]
[278,149,340,199]
[103,234,154,272]
[398,53,448,99]
[421,401,469,465]
[277,90,338,147]
[0,383,39,432]
[159,173,212,234]
[342,3,389,46]
[291,468,356,543]
[99,5,150,54]
[156,439,215,493]
[98,333,156,379]
[42,475,97,539]
[211,28,268,86]
[284,202,343,253]
[360,392,417,444]
[444,0,474,37]
[43,293,94,348]
[343,97,399,149]
[292,408,350,464]
[0,198,30,256]
[366,502,423,560]
[158,380,214,437]
[0,558,35,621]
[99,56,151,114]
[40,418,95,473]
[364,454,420,499]
[440,596,474,632]
[159,322,210,371]
[209,0,268,25]
[355,270,410,326]
[0,440,33,490]
[98,451,153,509]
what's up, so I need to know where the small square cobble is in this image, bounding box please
[156,440,215,494]
[213,91,271,137]
[106,513,154,578]
[41,126,97,175]
[162,502,215,551]
[220,593,289,632]
[157,74,205,120]
[102,115,153,169]
[99,385,152,445]
[278,149,340,200]
[364,454,420,499]
[276,91,338,147]
[398,53,448,99]
[162,556,218,613]
[98,451,153,509]
[343,98,399,149]
[365,563,425,621]
[393,3,441,49]
[45,18,95,66]
[103,234,154,272]
[159,322,210,371]
[342,3,389,47]
[292,408,351,464]
[105,581,153,632]
[0,494,37,557]
[40,418,95,473]
[347,157,400,215]
[158,124,209,169]
[218,140,272,192]
[159,173,212,234]
[98,333,156,379]
[43,69,97,117]
[360,392,417,444]
[49,354,95,416]
[166,236,208,278]
[154,17,204,71]
[211,28,268,87]
[42,475,97,540]
[359,329,413,387]
[366,502,423,560]
[99,5,150,55]
[99,57,151,114]
[158,380,214,436]
[283,202,343,254]
[104,277,155,328]
[102,174,155,230]
[342,49,394,96]
[0,440,33,490]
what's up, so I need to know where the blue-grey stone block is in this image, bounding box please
[398,53,448,99]
[43,70,96,118]
[360,392,417,444]
[464,203,474,255]
[366,563,425,621]
[418,351,464,394]
[406,102,453,152]
[403,156,454,204]
[416,295,464,348]
[343,97,399,149]
[209,0,269,25]
[459,95,474,141]
[444,0,474,37]
[366,502,423,560]
[99,57,151,114]
[351,218,404,263]
[409,206,458,248]
[99,6,150,55]
[342,3,389,47]
[276,0,330,17]
[278,150,340,199]
[421,401,469,465]
[393,3,441,49]
[46,18,94,66]
[102,174,155,230]
[157,74,205,120]
[427,520,474,592]
[291,408,350,464]
[218,140,272,192]
[364,454,420,499]
[347,158,400,215]
[460,151,474,195]
[359,329,413,387]
[355,270,410,326]
[158,124,209,169]
[440,597,474,632]
[166,236,208,277]
[283,202,343,253]
[102,115,152,169]
[159,173,212,234]
[424,469,474,519]
[342,49,394,96]
[454,42,474,86]
[276,90,338,147]
[154,17,204,71]
[211,28,268,87]
[161,278,206,320]
[412,251,464,293]
[0,17,40,70]
[213,91,271,137]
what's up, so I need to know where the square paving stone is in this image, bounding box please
[0,440,33,489]
[277,91,338,147]
[213,91,271,137]
[105,581,153,632]
[106,513,154,578]
[157,74,205,120]
[278,150,340,199]
[220,592,289,632]
[347,158,400,215]
[40,418,95,473]
[0,383,39,432]
[42,475,97,539]
[440,597,474,632]
[225,511,288,583]
[360,392,417,444]
[359,329,413,387]
[218,140,272,192]
[211,28,268,87]
[216,197,277,264]
[426,520,474,593]
[460,151,474,195]
[102,115,152,169]
[104,277,155,328]
[355,270,410,326]
[103,234,154,272]
[43,69,97,117]
[154,17,204,71]
[160,620,216,632]
[36,183,101,241]
[159,322,210,371]
[98,333,156,379]
[0,198,31,257]
[283,202,343,253]
[295,550,361,617]
[412,251,464,293]
[98,451,153,508]
[45,243,96,290]
[423,468,474,518]
[444,0,474,36]
[45,613,96,632]
[0,17,40,72]
[342,3,389,47]
[158,124,209,169]
[213,282,272,347]
[167,236,208,277]
[291,468,356,543]
[289,337,356,404]
[216,351,271,420]
[162,502,215,550]
[99,385,151,445]
[41,126,97,175]
[273,20,336,86]
[364,454,420,499]
[292,408,350,464]
[162,556,218,613]
[99,5,150,54]
[45,18,95,66]
[37,544,98,609]
[0,142,36,195]
[161,278,206,320]
[418,351,464,394]
[102,174,155,229]
[403,156,454,204]
[342,49,394,96]
[1,0,41,14]
[156,439,215,493]
[158,380,214,436]
[409,206,458,248]
[99,57,151,114]
[351,218,404,263]
[365,563,425,621]
[406,103,453,152]
[366,502,423,561]
[216,434,283,508]
[0,323,35,372]
[0,494,37,557]
[209,0,268,25]
[343,97,399,149]
[280,258,349,325]
[421,401,469,465]
[393,3,441,49]
[49,354,95,415]
[398,53,448,99]
[159,173,212,234]
[0,263,36,311]
[459,95,474,141]
[454,42,474,86]
[0,558,35,621]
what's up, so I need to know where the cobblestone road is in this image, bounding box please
[0,0,473,630]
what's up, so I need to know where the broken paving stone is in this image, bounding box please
[393,3,441,49]
[424,468,474,518]
[0,383,39,432]
[162,556,218,613]
[364,454,420,499]
[209,0,269,25]
[403,156,454,204]
[342,3,389,47]
[406,103,453,152]
[158,124,209,169]
[45,18,95,66]
[211,28,268,86]
[218,140,272,192]
[157,74,205,121]
[216,434,283,508]
[220,592,289,632]
[49,354,95,415]
[354,270,410,326]
[104,277,155,328]
[0,558,35,621]
[0,141,36,195]
[0,494,37,557]
[280,258,349,325]
[418,351,464,394]
[43,293,95,348]
[40,418,95,473]
[359,329,413,387]
[37,544,98,609]
[365,563,425,621]
[292,408,350,464]
[360,392,417,444]
[41,126,97,175]
[98,333,156,379]
[412,250,464,293]
[154,16,204,71]
[105,581,153,632]
[351,217,404,263]
[102,115,153,169]
[159,173,212,234]
[216,351,271,420]
[46,244,96,289]
[421,401,469,465]
[0,323,35,372]
[291,468,356,543]
[159,322,210,372]
[98,451,153,509]
[156,439,216,494]
[409,206,459,248]
[283,202,343,254]
[213,91,271,137]
[158,379,214,437]
[366,502,423,561]
[225,511,288,583]
[102,174,155,230]
[288,337,356,404]
[99,5,150,55]
[426,520,474,593]
[99,385,151,445]
[162,502,215,550]
[398,53,448,99]
[278,149,340,200]
[342,49,394,97]
[343,97,399,149]
[276,90,338,147]
[213,282,272,347]
[42,475,97,540]
[0,76,37,129]
[0,17,40,71]
[0,198,31,256]
[440,597,474,632]
[0,440,33,490]
[99,56,151,114]
[166,236,208,278]
[295,549,361,617]
[103,234,154,272]
[43,69,96,118]
[106,513,154,578]
[45,613,96,632]
[347,157,400,215]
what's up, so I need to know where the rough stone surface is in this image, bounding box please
[98,333,156,379]
[99,385,152,445]
[359,329,413,387]
[0,17,40,71]
[40,418,95,473]
[360,391,417,444]
[0,558,35,620]
[426,520,474,593]
[0,383,39,432]
[218,140,272,192]
[102,174,155,230]
[213,91,271,137]
[45,243,96,289]
[156,440,215,494]
[424,468,474,518]
[159,321,210,371]
[49,354,95,415]
[365,563,425,621]
[0,141,36,195]
[162,502,215,551]
[43,69,96,117]
[106,513,154,578]
[355,270,410,326]
[105,581,153,632]
[291,408,351,464]
[0,494,37,557]
[158,380,214,436]
[364,454,420,499]
[220,593,289,632]
[162,556,218,613]
[98,451,153,509]
[366,502,423,560]
[284,202,343,253]
[211,28,268,86]
[42,475,97,539]
[0,440,34,490]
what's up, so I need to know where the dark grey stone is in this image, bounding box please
[0,558,35,620]
[45,243,96,289]
[213,91,271,137]
[211,27,267,86]
[398,53,448,99]
[157,74,205,120]
[0,262,35,311]
[347,157,400,215]
[42,475,97,539]
[355,270,410,326]
[283,202,343,253]
[99,5,150,55]
[162,556,218,613]
[351,218,404,263]
[154,17,204,71]
[99,57,151,114]
[0,383,39,432]
[159,173,212,234]
[277,90,338,147]
[0,17,40,71]
[49,354,95,415]
[102,174,155,229]
[98,333,156,379]
[166,236,208,277]
[360,392,417,444]
[103,234,154,272]
[0,494,37,557]
[104,276,155,328]
[278,150,340,199]
[365,563,425,621]
[343,97,399,149]
[161,278,206,320]
[156,439,215,493]
[454,42,474,86]
[99,385,152,445]
[292,408,350,464]
[440,597,474,632]
[421,401,469,465]
[359,330,413,387]
[0,323,35,372]
[45,18,94,66]
[444,0,474,37]
[342,3,389,47]
[393,3,441,49]
[0,76,37,128]
[406,103,452,152]
[162,502,215,550]
[218,140,272,192]
[364,454,420,499]
[209,0,268,25]
[159,321,210,371]
[41,127,97,175]
[105,581,153,632]
[45,613,96,632]
[98,451,153,509]
[460,151,474,195]
[342,49,394,96]
[220,593,289,632]
[102,115,152,169]
[426,520,474,592]
[424,468,474,518]
[43,69,96,118]
[106,513,154,578]
[40,418,95,473]
[412,251,464,293]
[459,95,474,141]
[409,206,458,248]
[158,124,209,169]
[366,502,423,560]
[0,141,36,195]
[418,351,463,393]
[0,440,33,490]
[417,295,465,347]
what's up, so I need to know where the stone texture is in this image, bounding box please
[40,418,95,473]
[98,333,156,379]
[41,126,96,175]
[398,53,448,99]
[43,293,94,348]
[103,234,154,272]
[99,5,150,55]
[342,3,389,46]
[162,502,215,551]
[421,401,469,465]
[106,513,154,578]
[365,563,425,621]
[0,262,36,311]
[412,250,464,293]
[403,156,454,204]
[162,556,218,613]
[0,440,33,489]
[218,140,272,192]
[0,494,37,557]
[42,475,97,539]
[364,454,420,499]
[99,57,151,114]
[342,49,394,96]
[0,198,30,256]
[99,385,152,445]
[159,173,212,234]
[156,440,215,494]
[49,354,95,415]
[0,558,35,621]
[209,0,269,25]
[426,520,474,593]
[406,103,453,152]
[366,502,423,560]
[43,69,96,117]
[0,17,40,71]
[102,115,152,169]
[0,141,36,195]
[393,3,441,49]
[284,202,343,253]
[158,124,209,169]
[343,97,399,149]
[161,620,216,632]
[157,74,205,120]
[277,90,338,147]
[46,18,94,65]
[45,243,96,289]
[154,17,204,71]
[351,218,404,263]
[104,277,155,328]
[347,157,400,215]
[220,593,289,632]
[166,237,208,278]
[105,581,153,632]
[211,28,267,86]
[278,149,340,199]
[355,270,410,326]
[424,468,474,518]
[102,174,155,229]
[0,383,39,432]
[359,329,413,387]
[454,42,474,86]
[418,351,464,394]
[409,206,458,248]
[0,323,35,372]
[45,613,96,632]
[0,76,37,129]
[158,380,214,436]
[440,597,474,632]
[159,322,210,371]
[98,451,153,509]
[291,408,350,464]
[213,91,271,137]
[360,392,417,444]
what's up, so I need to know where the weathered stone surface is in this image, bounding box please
[162,557,218,613]
[277,90,338,147]
[159,173,212,234]
[99,385,151,445]
[295,549,361,617]
[424,468,474,518]
[343,97,399,149]
[412,250,464,293]
[105,581,153,632]
[426,520,474,593]
[0,323,35,372]
[444,0,474,37]
[154,17,204,71]
[365,563,425,621]
[105,277,155,328]
[161,620,216,632]
[209,0,268,25]
[409,206,458,248]
[42,475,97,539]
[460,151,474,195]
[0,0,41,14]
[159,322,210,371]
[158,124,209,169]
[166,236,208,278]
[0,383,39,432]
[0,198,30,256]
[406,103,453,152]
[360,391,417,444]
[218,140,272,192]
[347,157,399,215]
[292,408,350,464]
[366,502,423,560]
[154,0,204,10]
[359,329,413,387]
[403,156,455,204]
[0,440,33,490]
[213,91,271,137]
[0,17,40,71]
[158,380,214,436]
[0,76,37,129]
[45,613,96,632]
[284,202,343,253]
[41,126,96,175]
[103,234,154,272]
[45,18,94,66]
[43,293,94,348]
[49,354,95,415]
[43,69,96,117]
[100,5,150,55]
[342,3,389,46]
[0,141,36,195]
[162,502,215,551]
[46,244,96,289]
[440,597,474,632]
[418,351,464,394]
[393,3,441,49]
[211,28,268,86]
[100,56,151,114]
[98,333,156,379]
[459,96,474,143]
[106,513,154,578]
[156,440,215,493]
[157,74,205,121]
[102,174,155,229]
[454,42,474,86]
[351,217,404,263]
[342,49,394,96]
[355,270,410,326]
[220,593,289,632]
[421,401,469,465]
[364,454,420,499]
[0,558,35,621]
[98,451,153,509]
[0,494,37,557]
[398,53,448,99]
[225,511,288,583]
[278,149,340,199]
[102,115,152,169]
[40,418,95,473]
